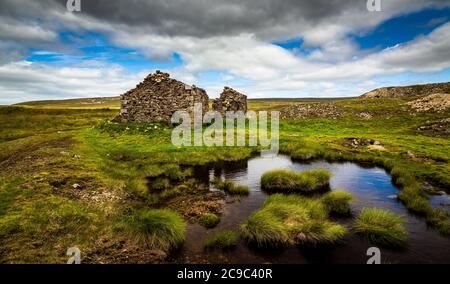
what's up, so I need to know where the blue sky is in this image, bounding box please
[0,0,449,103]
[27,32,184,72]
[28,7,449,74]
[353,7,450,50]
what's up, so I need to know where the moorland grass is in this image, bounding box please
[204,230,238,249]
[198,213,221,228]
[0,179,105,263]
[261,169,331,193]
[1,96,449,262]
[322,191,354,215]
[392,168,450,236]
[280,141,450,235]
[148,178,170,192]
[353,208,408,248]
[0,107,115,142]
[124,209,186,251]
[213,179,250,195]
[240,194,346,247]
[425,209,450,236]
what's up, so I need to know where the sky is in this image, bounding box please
[0,0,450,104]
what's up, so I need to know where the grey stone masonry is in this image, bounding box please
[212,86,247,115]
[113,71,209,123]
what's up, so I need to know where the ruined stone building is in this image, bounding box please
[212,87,247,115]
[114,71,249,123]
[114,71,209,123]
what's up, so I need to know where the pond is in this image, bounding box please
[170,152,450,264]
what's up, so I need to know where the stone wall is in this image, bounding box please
[212,87,247,115]
[113,71,209,123]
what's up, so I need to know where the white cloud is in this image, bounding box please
[0,0,450,103]
[113,21,450,84]
[0,20,57,42]
[2,21,450,103]
[0,61,141,104]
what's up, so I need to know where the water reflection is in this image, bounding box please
[172,153,450,264]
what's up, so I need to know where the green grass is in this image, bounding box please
[148,178,170,192]
[240,194,347,247]
[213,179,250,195]
[0,178,105,263]
[322,191,354,215]
[0,107,115,143]
[393,169,450,236]
[261,169,331,193]
[1,94,449,262]
[16,96,120,109]
[425,209,450,236]
[198,213,221,228]
[353,208,408,248]
[204,230,238,249]
[123,209,186,251]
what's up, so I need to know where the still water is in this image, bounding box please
[171,153,450,264]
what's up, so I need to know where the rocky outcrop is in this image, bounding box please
[356,112,373,120]
[114,71,209,123]
[280,103,341,119]
[406,93,450,113]
[343,137,382,148]
[212,87,247,115]
[417,118,450,137]
[361,82,450,98]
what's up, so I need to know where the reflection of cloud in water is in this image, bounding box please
[232,154,294,189]
[227,155,404,213]
[193,154,450,264]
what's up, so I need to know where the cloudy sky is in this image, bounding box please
[0,0,450,104]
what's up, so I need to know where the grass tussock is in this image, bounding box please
[261,169,331,193]
[198,213,220,228]
[240,194,346,247]
[425,208,450,236]
[204,230,238,250]
[394,174,450,236]
[353,208,408,248]
[213,179,250,195]
[322,191,354,215]
[124,209,185,251]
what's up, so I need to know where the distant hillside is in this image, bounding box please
[361,82,450,98]
[16,97,120,109]
[15,96,341,110]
